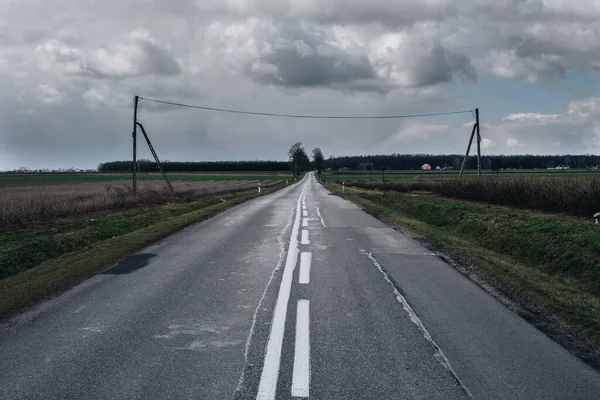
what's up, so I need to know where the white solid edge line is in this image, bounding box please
[299,252,311,284]
[302,218,308,227]
[256,183,308,400]
[302,210,308,217]
[292,300,310,397]
[301,229,310,245]
[236,193,298,392]
[365,252,474,399]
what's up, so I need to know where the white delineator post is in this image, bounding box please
[258,182,262,193]
[342,182,345,192]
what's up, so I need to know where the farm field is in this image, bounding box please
[1,179,281,228]
[0,172,292,185]
[0,172,288,317]
[341,176,600,218]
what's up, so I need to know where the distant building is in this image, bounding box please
[421,164,432,170]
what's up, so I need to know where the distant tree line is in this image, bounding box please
[97,153,600,174]
[324,154,600,171]
[97,160,290,172]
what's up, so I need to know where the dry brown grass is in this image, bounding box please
[347,177,600,218]
[0,180,277,229]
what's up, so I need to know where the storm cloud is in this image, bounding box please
[1,0,600,170]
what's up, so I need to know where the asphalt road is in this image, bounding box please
[1,172,600,399]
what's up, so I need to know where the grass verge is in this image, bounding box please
[0,183,283,320]
[324,183,600,362]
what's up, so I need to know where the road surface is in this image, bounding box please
[1,173,599,399]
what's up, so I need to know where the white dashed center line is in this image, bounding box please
[302,218,308,227]
[303,210,308,217]
[292,300,311,397]
[301,229,310,245]
[299,252,312,284]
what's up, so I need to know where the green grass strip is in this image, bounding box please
[0,185,282,319]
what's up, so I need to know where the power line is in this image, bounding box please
[138,96,474,120]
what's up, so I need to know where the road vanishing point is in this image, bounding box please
[1,173,600,399]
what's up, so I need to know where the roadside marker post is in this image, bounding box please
[259,182,262,193]
[342,182,345,192]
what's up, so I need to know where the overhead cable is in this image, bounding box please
[139,97,474,120]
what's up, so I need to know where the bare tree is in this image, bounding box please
[312,148,325,177]
[288,142,310,178]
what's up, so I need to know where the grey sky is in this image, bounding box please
[1,0,600,169]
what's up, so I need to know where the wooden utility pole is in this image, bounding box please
[476,108,482,177]
[132,95,139,195]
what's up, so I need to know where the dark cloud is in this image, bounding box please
[36,33,182,80]
[245,22,475,91]
[133,39,182,77]
[411,44,477,87]
[87,32,182,79]
[258,49,375,87]
[509,33,599,75]
[246,23,379,90]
